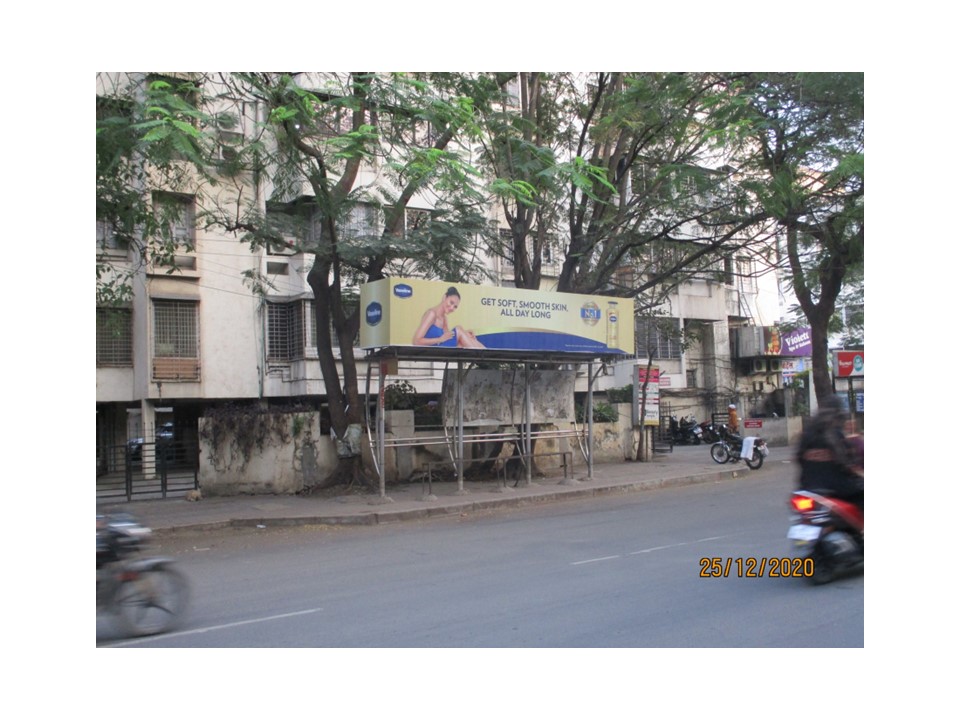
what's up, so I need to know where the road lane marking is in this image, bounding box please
[105,607,325,647]
[572,533,746,564]
[571,555,621,565]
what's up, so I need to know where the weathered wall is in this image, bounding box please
[198,403,655,495]
[198,412,338,496]
[440,368,576,425]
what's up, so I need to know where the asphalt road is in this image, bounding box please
[97,458,863,648]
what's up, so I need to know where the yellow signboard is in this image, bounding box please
[360,278,633,355]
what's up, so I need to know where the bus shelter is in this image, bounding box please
[359,278,635,501]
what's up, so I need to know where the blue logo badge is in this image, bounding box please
[366,302,383,326]
[394,284,413,299]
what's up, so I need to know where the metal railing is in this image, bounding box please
[96,440,199,502]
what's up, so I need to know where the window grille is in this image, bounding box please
[96,307,133,367]
[152,299,200,380]
[636,317,682,359]
[267,301,306,363]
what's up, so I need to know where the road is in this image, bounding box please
[97,457,863,647]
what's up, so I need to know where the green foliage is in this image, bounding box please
[576,400,619,424]
[737,72,864,401]
[384,380,418,410]
[606,385,633,404]
[96,74,217,306]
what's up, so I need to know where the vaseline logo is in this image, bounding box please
[365,302,383,326]
[580,301,601,326]
[393,284,413,299]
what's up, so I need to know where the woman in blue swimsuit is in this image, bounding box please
[412,287,485,349]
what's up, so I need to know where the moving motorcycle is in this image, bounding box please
[670,415,703,445]
[709,424,768,469]
[787,490,864,585]
[97,513,189,636]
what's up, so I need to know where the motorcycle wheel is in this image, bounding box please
[114,565,189,636]
[809,549,836,585]
[745,449,764,470]
[710,443,729,464]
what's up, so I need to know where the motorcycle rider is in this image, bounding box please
[797,396,863,510]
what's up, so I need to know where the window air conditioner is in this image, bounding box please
[751,358,766,374]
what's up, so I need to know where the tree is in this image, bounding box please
[200,73,490,487]
[466,73,774,303]
[97,72,492,488]
[739,72,864,403]
[96,73,215,306]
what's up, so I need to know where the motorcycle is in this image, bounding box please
[670,415,703,445]
[787,490,864,585]
[699,419,722,443]
[709,424,768,469]
[97,512,189,636]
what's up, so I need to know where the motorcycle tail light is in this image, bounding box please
[791,495,816,512]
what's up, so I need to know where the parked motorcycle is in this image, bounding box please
[699,419,722,443]
[670,415,703,445]
[97,512,189,636]
[787,490,864,584]
[709,424,768,469]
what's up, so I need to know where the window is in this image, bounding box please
[96,219,122,252]
[146,74,200,126]
[267,301,307,363]
[383,113,437,147]
[499,228,514,267]
[405,208,431,239]
[648,241,684,276]
[216,129,243,164]
[636,317,682,359]
[97,307,133,367]
[503,76,520,106]
[152,299,200,380]
[313,98,353,138]
[613,265,636,292]
[737,257,756,292]
[542,242,554,265]
[153,192,196,248]
[338,203,379,242]
[264,203,310,255]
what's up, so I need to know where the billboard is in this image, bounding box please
[360,278,633,355]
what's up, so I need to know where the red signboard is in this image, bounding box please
[835,351,864,378]
[744,419,763,429]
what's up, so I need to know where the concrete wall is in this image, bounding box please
[198,412,338,496]
[196,403,802,496]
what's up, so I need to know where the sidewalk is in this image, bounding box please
[96,445,791,534]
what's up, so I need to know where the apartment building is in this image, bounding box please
[95,72,793,476]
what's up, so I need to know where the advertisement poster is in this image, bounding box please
[360,278,633,355]
[764,326,812,357]
[635,365,660,427]
[835,350,864,378]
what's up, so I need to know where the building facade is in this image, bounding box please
[96,72,793,479]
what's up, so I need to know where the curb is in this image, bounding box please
[153,467,743,536]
